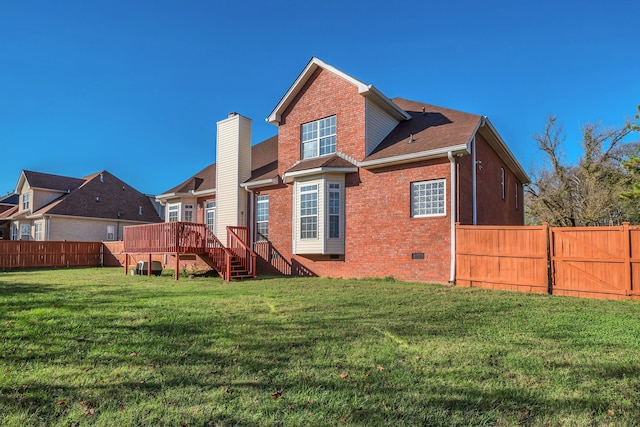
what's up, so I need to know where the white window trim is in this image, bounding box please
[167,203,180,222]
[20,223,31,240]
[106,225,116,241]
[299,184,319,239]
[205,201,216,233]
[411,179,447,218]
[327,182,341,239]
[184,204,194,223]
[22,193,30,211]
[256,195,269,242]
[34,223,43,241]
[301,115,337,159]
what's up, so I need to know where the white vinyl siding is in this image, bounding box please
[411,179,446,217]
[365,99,400,156]
[216,114,251,244]
[301,116,336,159]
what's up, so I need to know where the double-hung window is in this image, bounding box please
[11,224,18,240]
[20,223,30,240]
[206,201,216,233]
[35,223,43,241]
[300,184,318,239]
[411,179,446,217]
[184,204,194,223]
[256,195,269,241]
[106,225,115,241]
[328,183,341,238]
[168,204,179,222]
[22,193,30,211]
[301,116,336,159]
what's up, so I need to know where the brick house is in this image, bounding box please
[147,57,529,283]
[1,170,162,241]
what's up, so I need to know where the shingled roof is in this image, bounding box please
[365,98,481,161]
[28,171,162,223]
[22,170,85,192]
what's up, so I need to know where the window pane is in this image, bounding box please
[300,185,318,239]
[411,180,446,217]
[256,195,269,241]
[301,116,336,159]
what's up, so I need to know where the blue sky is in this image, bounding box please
[1,0,638,196]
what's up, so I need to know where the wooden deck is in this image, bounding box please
[123,222,256,281]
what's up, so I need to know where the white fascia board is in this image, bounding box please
[359,145,469,169]
[283,167,358,184]
[482,118,530,184]
[267,57,371,125]
[360,85,411,121]
[240,177,279,189]
[191,188,216,197]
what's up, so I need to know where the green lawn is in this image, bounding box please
[1,268,639,426]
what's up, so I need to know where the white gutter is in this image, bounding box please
[240,177,279,190]
[359,144,468,169]
[448,151,457,284]
[472,135,477,225]
[282,167,358,184]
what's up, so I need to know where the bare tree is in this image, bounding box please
[526,113,639,226]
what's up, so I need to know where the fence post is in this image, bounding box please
[544,222,553,295]
[623,222,631,296]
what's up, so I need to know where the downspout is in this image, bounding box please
[472,135,477,225]
[448,151,457,283]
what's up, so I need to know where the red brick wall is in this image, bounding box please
[256,159,454,284]
[475,134,524,225]
[277,68,366,175]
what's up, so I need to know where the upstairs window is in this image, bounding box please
[256,195,269,241]
[301,115,336,159]
[22,193,30,211]
[411,179,446,217]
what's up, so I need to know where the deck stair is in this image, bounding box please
[123,222,256,281]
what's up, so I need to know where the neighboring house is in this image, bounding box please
[2,170,162,242]
[0,193,18,239]
[151,57,529,283]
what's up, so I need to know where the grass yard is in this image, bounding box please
[1,268,640,426]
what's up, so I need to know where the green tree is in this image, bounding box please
[620,105,640,199]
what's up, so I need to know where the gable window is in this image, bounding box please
[256,195,269,241]
[168,204,179,222]
[301,115,336,159]
[501,167,505,200]
[411,179,446,217]
[206,201,216,233]
[20,223,30,240]
[22,193,30,211]
[184,204,194,223]
[35,223,43,241]
[328,183,341,238]
[106,225,115,241]
[300,184,318,239]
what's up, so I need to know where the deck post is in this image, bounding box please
[147,254,152,277]
[175,252,179,281]
[124,253,129,276]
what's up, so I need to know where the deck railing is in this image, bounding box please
[227,226,257,276]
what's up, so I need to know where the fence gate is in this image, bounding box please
[550,225,636,300]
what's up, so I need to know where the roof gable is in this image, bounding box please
[19,170,85,193]
[267,57,410,125]
[33,171,162,222]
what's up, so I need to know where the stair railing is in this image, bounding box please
[227,226,257,276]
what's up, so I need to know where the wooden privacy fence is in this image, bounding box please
[456,222,640,301]
[0,241,103,269]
